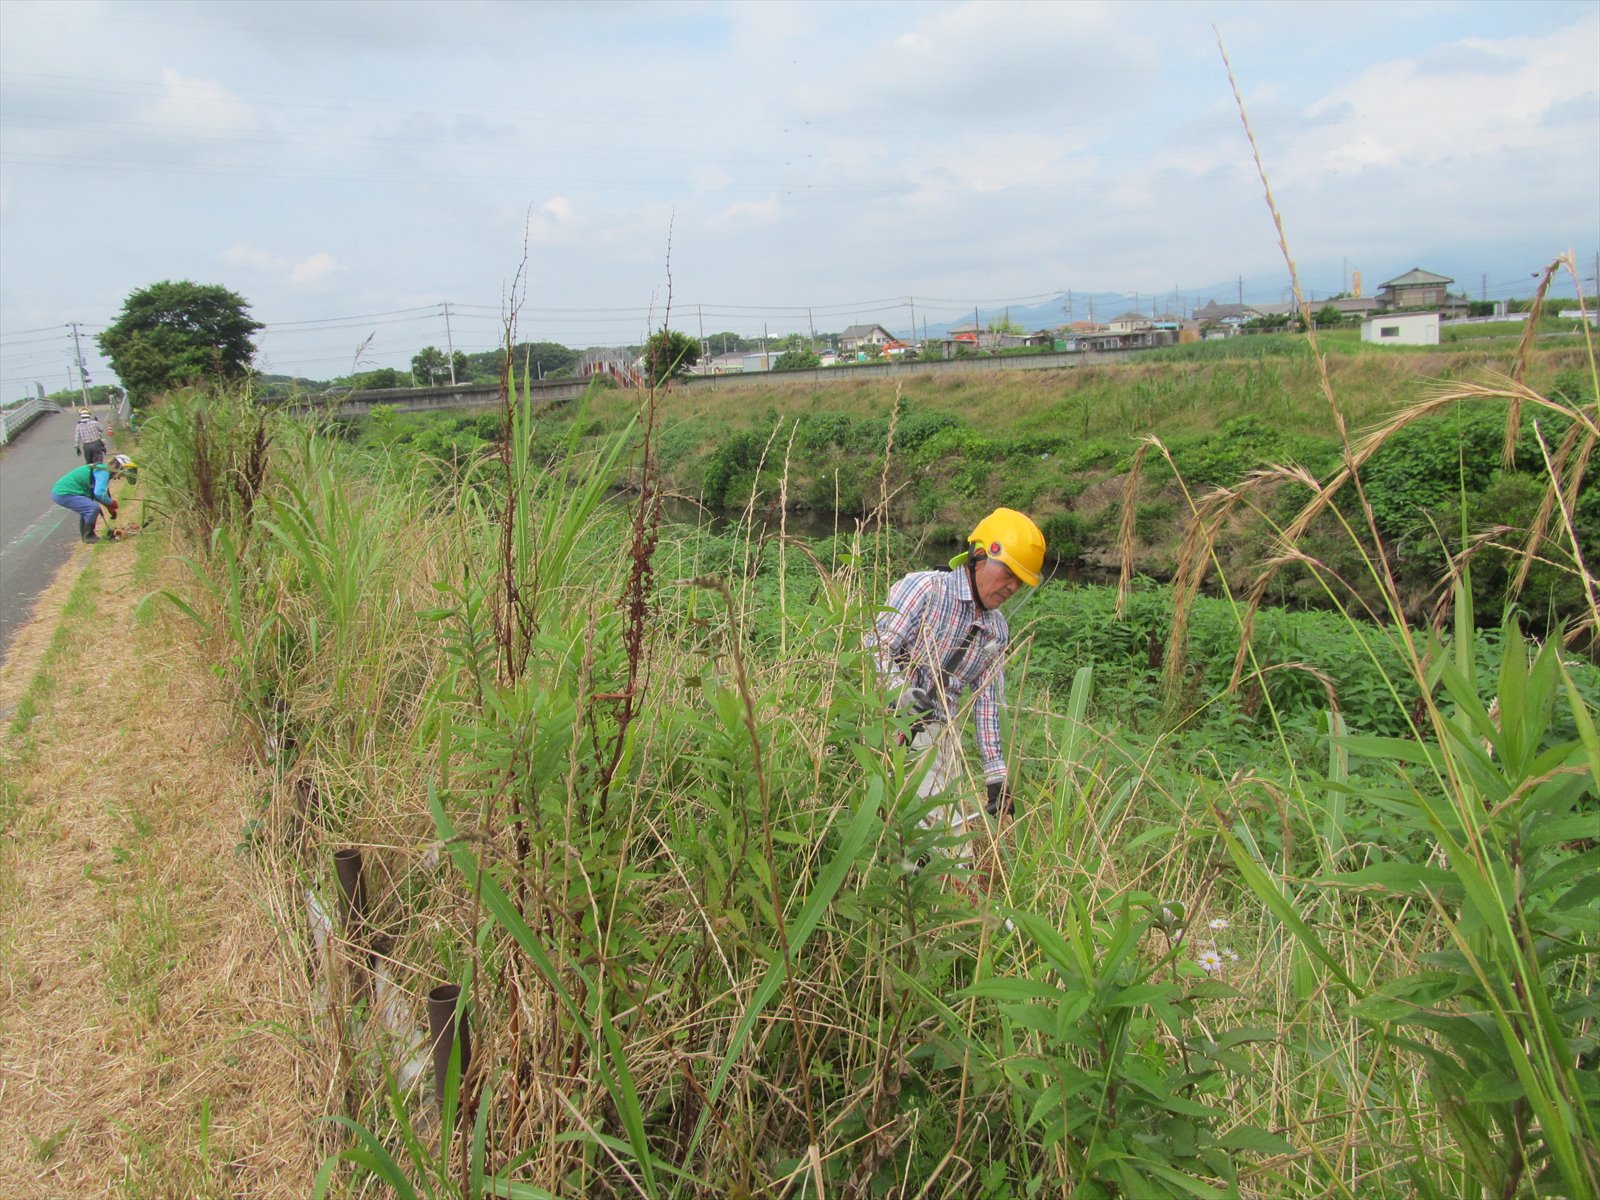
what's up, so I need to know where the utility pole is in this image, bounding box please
[762,322,769,370]
[908,296,916,348]
[1482,274,1487,302]
[1238,276,1244,306]
[807,307,816,350]
[698,305,707,360]
[442,302,457,385]
[67,321,93,416]
[1066,289,1073,320]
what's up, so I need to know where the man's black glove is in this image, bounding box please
[985,780,1015,818]
[75,446,81,457]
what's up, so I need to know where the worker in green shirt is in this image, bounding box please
[50,454,134,543]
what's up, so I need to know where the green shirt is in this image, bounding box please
[52,464,112,503]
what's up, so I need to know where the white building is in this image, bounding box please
[1361,311,1440,346]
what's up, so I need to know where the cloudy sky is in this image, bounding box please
[1,0,1595,390]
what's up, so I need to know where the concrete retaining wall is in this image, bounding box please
[676,346,1142,394]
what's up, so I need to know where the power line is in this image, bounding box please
[262,305,443,329]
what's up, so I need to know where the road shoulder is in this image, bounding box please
[0,529,316,1196]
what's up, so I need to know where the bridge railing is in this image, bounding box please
[0,398,60,446]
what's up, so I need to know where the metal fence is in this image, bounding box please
[0,398,60,446]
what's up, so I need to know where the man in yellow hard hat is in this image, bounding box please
[865,507,1046,850]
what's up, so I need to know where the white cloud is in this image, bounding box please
[151,67,258,133]
[221,243,342,289]
[543,196,573,221]
[717,196,781,224]
[1294,15,1599,179]
[221,243,287,272]
[290,253,343,287]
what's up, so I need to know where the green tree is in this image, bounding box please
[96,280,263,405]
[773,350,821,371]
[644,329,699,385]
[1314,305,1343,327]
[347,367,403,390]
[705,331,753,355]
[410,346,468,385]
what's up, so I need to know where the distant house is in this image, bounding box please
[1377,268,1453,311]
[1324,296,1380,319]
[1191,300,1260,326]
[1077,328,1178,352]
[839,324,895,353]
[694,351,751,375]
[1361,311,1439,346]
[1108,311,1151,334]
[1192,300,1263,337]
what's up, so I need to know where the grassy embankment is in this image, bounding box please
[360,332,1596,627]
[109,320,1598,1200]
[0,499,314,1196]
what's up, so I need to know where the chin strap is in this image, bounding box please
[967,554,989,611]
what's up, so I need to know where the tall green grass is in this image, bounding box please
[139,306,1597,1197]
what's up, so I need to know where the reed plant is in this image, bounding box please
[137,268,1596,1196]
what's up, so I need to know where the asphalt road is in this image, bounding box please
[0,413,84,660]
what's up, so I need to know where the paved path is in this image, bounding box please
[0,413,81,659]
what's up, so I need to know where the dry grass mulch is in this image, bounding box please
[0,534,318,1197]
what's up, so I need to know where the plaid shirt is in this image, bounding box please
[866,565,1009,783]
[73,418,106,449]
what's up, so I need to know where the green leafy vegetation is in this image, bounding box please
[645,327,700,384]
[137,324,1597,1198]
[96,280,263,406]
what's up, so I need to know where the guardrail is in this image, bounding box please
[273,376,589,417]
[0,398,60,446]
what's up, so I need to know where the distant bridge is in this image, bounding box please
[278,375,592,417]
[277,350,651,417]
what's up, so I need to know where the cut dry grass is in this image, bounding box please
[0,530,317,1198]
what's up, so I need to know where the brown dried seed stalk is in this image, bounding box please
[1115,440,1150,620]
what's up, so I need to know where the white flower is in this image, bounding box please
[1209,918,1230,931]
[1221,947,1240,963]
[1197,949,1224,973]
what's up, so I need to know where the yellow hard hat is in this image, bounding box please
[969,508,1046,587]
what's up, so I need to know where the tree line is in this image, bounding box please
[92,278,873,402]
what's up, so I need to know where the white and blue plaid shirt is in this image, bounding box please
[866,565,1009,783]
[74,417,106,450]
